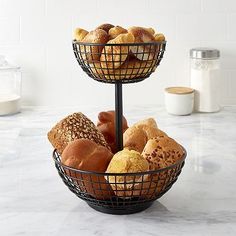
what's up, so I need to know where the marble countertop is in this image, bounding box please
[0,106,236,236]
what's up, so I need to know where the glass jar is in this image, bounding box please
[190,48,220,112]
[0,55,21,115]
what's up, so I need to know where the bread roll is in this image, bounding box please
[108,26,128,39]
[142,136,184,170]
[134,118,167,139]
[154,33,165,42]
[100,32,134,70]
[128,26,155,61]
[61,139,114,199]
[96,23,114,33]
[74,28,88,41]
[97,110,128,153]
[91,58,155,80]
[81,29,109,61]
[47,112,109,154]
[106,149,149,197]
[123,126,147,153]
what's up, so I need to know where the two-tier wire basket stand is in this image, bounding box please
[52,40,186,214]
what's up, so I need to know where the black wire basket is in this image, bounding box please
[72,40,166,83]
[53,149,186,215]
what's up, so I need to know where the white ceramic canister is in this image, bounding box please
[165,87,194,115]
[190,48,220,112]
[0,55,21,115]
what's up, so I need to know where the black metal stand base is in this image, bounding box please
[87,201,153,215]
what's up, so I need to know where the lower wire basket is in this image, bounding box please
[53,149,186,215]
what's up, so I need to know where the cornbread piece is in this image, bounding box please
[142,136,184,170]
[61,139,114,199]
[106,149,149,197]
[47,112,109,154]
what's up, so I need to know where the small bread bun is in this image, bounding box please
[62,139,114,199]
[81,29,109,61]
[106,149,149,197]
[108,26,128,39]
[123,126,147,153]
[154,33,165,42]
[97,110,128,153]
[100,32,135,69]
[74,28,88,41]
[96,23,115,33]
[47,112,109,154]
[128,26,155,61]
[142,136,184,170]
[90,58,155,80]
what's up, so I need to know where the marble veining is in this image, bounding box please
[0,106,236,236]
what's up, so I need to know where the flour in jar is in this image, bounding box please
[0,94,20,115]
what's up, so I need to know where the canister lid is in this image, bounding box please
[190,48,220,59]
[0,55,20,70]
[165,87,194,95]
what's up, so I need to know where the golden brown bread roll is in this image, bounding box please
[105,149,149,197]
[61,139,114,199]
[81,29,109,61]
[123,118,167,153]
[123,126,147,153]
[96,23,114,33]
[97,110,128,153]
[128,26,155,61]
[142,136,184,170]
[74,28,88,41]
[47,112,110,154]
[154,33,165,42]
[108,26,128,39]
[90,58,155,80]
[134,118,167,139]
[100,32,135,70]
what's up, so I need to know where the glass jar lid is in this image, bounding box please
[0,55,20,70]
[190,48,220,59]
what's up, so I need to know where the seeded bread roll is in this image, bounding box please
[142,136,184,170]
[47,112,109,154]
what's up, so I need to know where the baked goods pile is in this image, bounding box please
[48,111,184,199]
[73,23,165,80]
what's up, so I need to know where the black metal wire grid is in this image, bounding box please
[72,41,166,83]
[52,148,186,214]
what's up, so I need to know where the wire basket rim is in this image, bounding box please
[72,40,167,47]
[52,146,186,176]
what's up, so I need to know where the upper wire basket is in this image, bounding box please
[53,148,186,214]
[72,41,166,83]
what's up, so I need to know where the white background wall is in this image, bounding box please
[0,0,236,107]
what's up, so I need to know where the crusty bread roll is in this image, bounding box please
[106,149,149,197]
[96,23,114,33]
[128,26,155,61]
[74,28,88,41]
[142,136,184,170]
[124,118,167,153]
[123,126,147,153]
[134,118,158,129]
[100,32,135,70]
[154,33,165,42]
[90,58,155,80]
[97,110,128,153]
[81,29,109,61]
[47,112,109,154]
[134,118,167,139]
[61,139,114,199]
[108,26,128,39]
